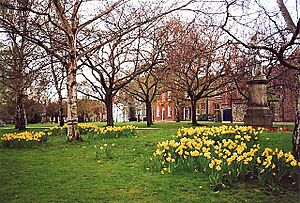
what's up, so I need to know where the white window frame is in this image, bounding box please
[162,93,165,102]
[167,91,171,101]
[156,107,160,117]
[168,106,172,117]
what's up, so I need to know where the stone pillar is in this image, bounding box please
[244,72,273,127]
[41,102,47,123]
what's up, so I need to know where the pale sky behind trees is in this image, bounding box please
[1,0,299,101]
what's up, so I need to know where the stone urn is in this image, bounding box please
[244,72,273,127]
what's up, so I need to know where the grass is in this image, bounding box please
[0,121,299,202]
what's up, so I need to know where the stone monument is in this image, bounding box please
[244,69,273,127]
[41,101,47,123]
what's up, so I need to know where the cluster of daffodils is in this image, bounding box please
[47,125,67,136]
[78,123,99,134]
[256,147,300,186]
[48,125,66,130]
[95,125,137,139]
[176,125,261,142]
[1,131,47,148]
[95,143,116,160]
[47,123,137,139]
[48,123,99,136]
[153,125,300,188]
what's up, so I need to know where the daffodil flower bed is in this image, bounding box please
[152,125,300,189]
[47,124,137,139]
[47,125,67,136]
[47,123,99,136]
[95,125,137,139]
[1,131,47,148]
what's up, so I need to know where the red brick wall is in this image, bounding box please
[154,92,175,122]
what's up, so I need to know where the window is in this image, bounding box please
[167,91,171,101]
[162,93,165,102]
[168,106,172,117]
[201,103,206,110]
[156,107,160,117]
[214,103,220,110]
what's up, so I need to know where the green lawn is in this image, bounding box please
[0,122,299,202]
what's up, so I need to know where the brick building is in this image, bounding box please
[153,91,223,122]
[153,91,177,122]
[153,84,297,123]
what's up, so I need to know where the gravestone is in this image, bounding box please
[244,71,273,127]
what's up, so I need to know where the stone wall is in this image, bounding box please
[232,103,247,122]
[270,101,281,122]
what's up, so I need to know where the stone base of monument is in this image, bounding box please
[244,107,273,127]
[41,116,47,123]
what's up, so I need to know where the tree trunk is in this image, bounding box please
[14,91,26,130]
[105,93,114,126]
[58,94,64,127]
[175,100,180,122]
[293,81,300,159]
[146,100,152,127]
[293,72,300,191]
[66,56,81,142]
[191,100,198,126]
[276,1,300,191]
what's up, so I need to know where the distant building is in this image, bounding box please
[153,91,222,122]
[153,82,297,123]
[112,101,146,122]
[153,91,177,122]
[113,103,130,122]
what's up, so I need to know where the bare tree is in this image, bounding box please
[79,26,165,126]
[1,0,127,141]
[0,0,48,130]
[217,0,300,159]
[77,1,190,126]
[45,21,67,127]
[1,0,195,140]
[164,19,232,125]
[124,66,165,127]
[49,59,66,127]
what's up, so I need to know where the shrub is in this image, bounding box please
[197,114,208,121]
